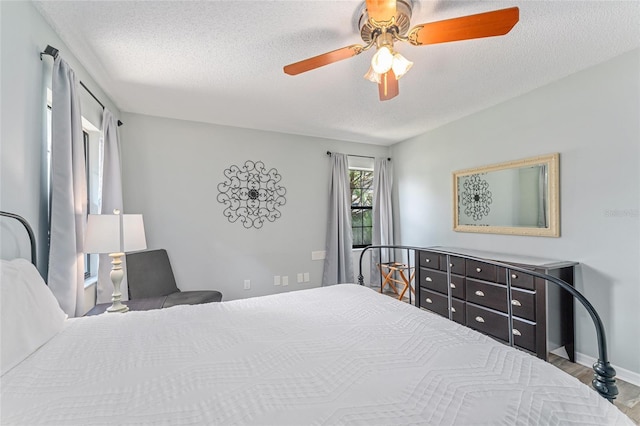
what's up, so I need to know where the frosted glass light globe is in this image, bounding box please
[392,53,413,79]
[371,46,394,74]
[363,66,381,83]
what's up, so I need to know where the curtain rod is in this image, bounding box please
[326,151,391,161]
[40,45,123,127]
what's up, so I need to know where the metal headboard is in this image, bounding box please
[0,211,37,266]
[358,245,618,403]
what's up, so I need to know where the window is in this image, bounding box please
[350,168,373,248]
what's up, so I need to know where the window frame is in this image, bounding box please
[349,167,374,249]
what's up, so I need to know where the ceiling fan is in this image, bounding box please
[283,0,519,101]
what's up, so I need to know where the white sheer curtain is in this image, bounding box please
[370,157,394,285]
[96,108,126,304]
[47,56,86,317]
[322,153,354,285]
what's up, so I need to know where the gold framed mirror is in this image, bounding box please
[453,153,559,237]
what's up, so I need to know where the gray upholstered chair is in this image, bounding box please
[126,249,222,308]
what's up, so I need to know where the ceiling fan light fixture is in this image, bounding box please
[364,66,381,83]
[371,46,394,74]
[391,52,413,79]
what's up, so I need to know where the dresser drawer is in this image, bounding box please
[466,260,497,281]
[450,298,466,325]
[497,267,535,290]
[466,279,507,312]
[419,269,465,299]
[418,251,439,269]
[449,274,465,299]
[466,304,508,342]
[419,268,448,293]
[466,279,535,321]
[511,288,536,322]
[466,304,536,352]
[420,289,465,324]
[513,318,536,353]
[439,255,466,275]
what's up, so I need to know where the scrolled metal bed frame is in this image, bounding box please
[0,210,37,267]
[358,244,619,403]
[0,212,619,403]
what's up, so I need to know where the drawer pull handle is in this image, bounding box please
[450,283,456,289]
[425,298,433,304]
[425,259,430,263]
[475,290,485,297]
[511,299,522,307]
[450,263,453,267]
[451,307,456,313]
[476,267,482,273]
[512,329,522,336]
[511,273,518,279]
[475,316,485,323]
[426,277,432,282]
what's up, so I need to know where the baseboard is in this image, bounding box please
[552,348,640,387]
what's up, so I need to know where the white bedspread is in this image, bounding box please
[1,284,632,425]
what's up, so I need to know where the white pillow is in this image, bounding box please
[1,258,67,376]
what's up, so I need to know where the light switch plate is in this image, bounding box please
[311,251,326,260]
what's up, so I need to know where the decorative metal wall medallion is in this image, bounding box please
[217,160,287,229]
[460,174,492,221]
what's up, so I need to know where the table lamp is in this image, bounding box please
[84,210,147,313]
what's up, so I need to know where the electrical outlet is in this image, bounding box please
[244,280,250,290]
[274,275,281,286]
[304,272,310,282]
[282,276,289,286]
[297,273,304,283]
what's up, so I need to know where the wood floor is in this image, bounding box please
[550,354,640,424]
[381,290,640,424]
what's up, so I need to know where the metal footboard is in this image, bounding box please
[357,244,618,402]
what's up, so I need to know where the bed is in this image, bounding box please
[0,213,633,425]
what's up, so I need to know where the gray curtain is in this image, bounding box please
[371,157,394,285]
[47,56,86,317]
[322,153,354,285]
[97,108,127,303]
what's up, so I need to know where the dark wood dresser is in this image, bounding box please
[415,247,577,361]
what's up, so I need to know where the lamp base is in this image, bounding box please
[107,252,129,314]
[106,303,129,313]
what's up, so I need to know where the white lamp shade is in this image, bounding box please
[84,214,147,254]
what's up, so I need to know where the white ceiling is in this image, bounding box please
[33,1,640,146]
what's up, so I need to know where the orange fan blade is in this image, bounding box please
[407,7,519,46]
[378,70,398,101]
[283,45,363,76]
[366,0,397,24]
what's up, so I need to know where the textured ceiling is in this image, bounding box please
[33,1,640,146]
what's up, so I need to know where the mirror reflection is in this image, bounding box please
[453,153,559,237]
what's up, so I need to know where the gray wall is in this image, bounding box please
[120,113,388,301]
[391,49,640,379]
[0,1,120,278]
